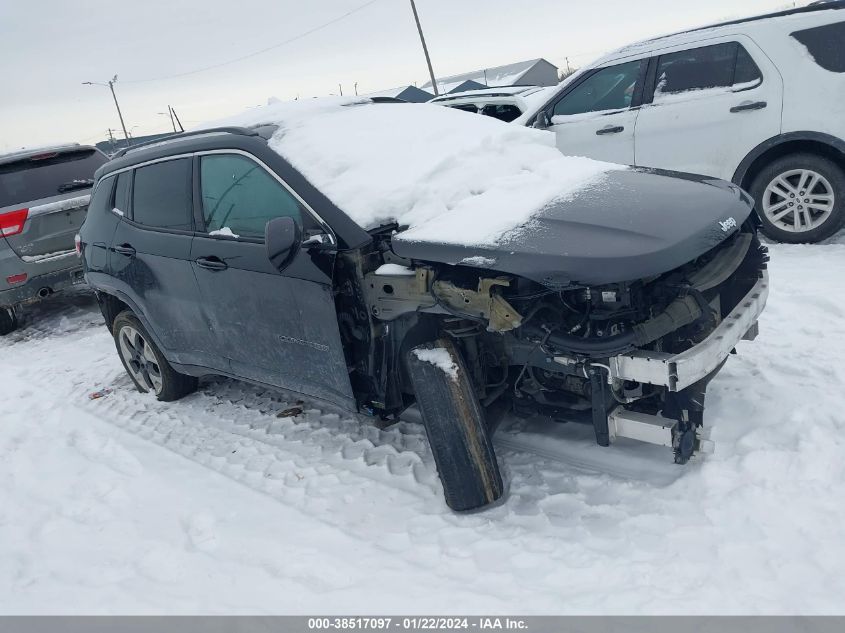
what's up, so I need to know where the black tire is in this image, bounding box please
[112,310,197,402]
[406,338,504,512]
[750,152,845,243]
[0,307,18,336]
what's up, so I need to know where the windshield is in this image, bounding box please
[0,149,107,208]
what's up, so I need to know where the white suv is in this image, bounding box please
[525,1,845,243]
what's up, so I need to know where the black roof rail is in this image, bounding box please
[113,126,261,159]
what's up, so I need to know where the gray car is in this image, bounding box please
[0,144,108,334]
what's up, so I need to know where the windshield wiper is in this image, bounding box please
[58,179,94,193]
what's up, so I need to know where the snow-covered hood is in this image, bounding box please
[199,98,623,246]
[392,168,755,287]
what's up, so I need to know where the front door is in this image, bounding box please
[633,38,783,181]
[190,151,354,408]
[545,60,646,165]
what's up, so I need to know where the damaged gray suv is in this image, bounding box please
[79,100,769,511]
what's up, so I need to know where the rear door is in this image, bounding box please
[543,59,647,165]
[633,38,783,180]
[0,148,107,263]
[109,157,219,370]
[190,150,353,407]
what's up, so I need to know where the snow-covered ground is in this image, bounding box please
[2,237,845,614]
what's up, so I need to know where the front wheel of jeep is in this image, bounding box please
[406,338,504,512]
[751,153,845,243]
[112,310,197,401]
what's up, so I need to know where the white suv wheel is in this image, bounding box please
[762,168,835,233]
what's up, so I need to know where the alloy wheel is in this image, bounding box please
[117,324,163,394]
[762,168,835,233]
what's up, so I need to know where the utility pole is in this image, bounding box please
[354,82,358,96]
[83,75,131,145]
[170,107,185,132]
[167,105,177,133]
[107,128,116,154]
[409,0,439,95]
[339,83,343,96]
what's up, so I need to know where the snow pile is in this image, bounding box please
[460,255,497,267]
[29,194,90,217]
[198,98,620,246]
[20,249,75,263]
[412,347,459,381]
[208,227,239,238]
[374,263,415,276]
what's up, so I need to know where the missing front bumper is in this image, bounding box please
[605,271,769,392]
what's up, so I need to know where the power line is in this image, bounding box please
[123,0,383,84]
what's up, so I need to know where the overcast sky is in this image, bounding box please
[0,0,794,151]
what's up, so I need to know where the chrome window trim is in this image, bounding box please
[98,152,196,180]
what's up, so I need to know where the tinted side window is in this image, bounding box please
[113,171,131,214]
[734,45,763,85]
[450,104,478,113]
[553,60,642,117]
[132,159,192,231]
[200,154,306,238]
[656,43,738,94]
[791,21,845,73]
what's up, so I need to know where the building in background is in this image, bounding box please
[363,85,434,103]
[421,58,559,94]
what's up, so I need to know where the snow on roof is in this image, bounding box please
[421,59,553,94]
[198,97,621,247]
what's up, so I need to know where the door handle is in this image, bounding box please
[195,256,228,271]
[114,243,135,257]
[596,125,625,135]
[730,101,767,113]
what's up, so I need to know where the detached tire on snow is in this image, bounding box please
[407,338,504,511]
[112,310,197,402]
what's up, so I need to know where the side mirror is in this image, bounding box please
[265,216,301,271]
[533,110,551,129]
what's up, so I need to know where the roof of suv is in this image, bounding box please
[607,0,845,61]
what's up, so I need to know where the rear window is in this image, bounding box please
[131,159,192,231]
[0,149,107,208]
[791,21,845,73]
[655,42,762,95]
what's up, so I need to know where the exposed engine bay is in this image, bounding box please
[335,223,769,465]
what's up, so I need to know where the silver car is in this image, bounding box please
[0,144,108,334]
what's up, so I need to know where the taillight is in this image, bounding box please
[0,208,29,237]
[74,233,82,257]
[6,273,27,285]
